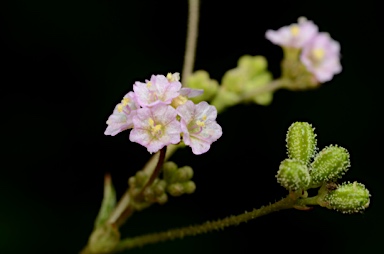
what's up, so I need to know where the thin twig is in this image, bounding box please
[181,0,200,84]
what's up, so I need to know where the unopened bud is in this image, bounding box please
[167,183,184,197]
[135,171,148,187]
[183,181,196,194]
[324,182,370,214]
[186,70,219,102]
[276,159,311,190]
[238,55,268,78]
[286,122,317,165]
[175,166,194,182]
[310,145,350,186]
[163,161,178,182]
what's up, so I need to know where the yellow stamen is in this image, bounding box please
[196,120,205,127]
[166,72,180,82]
[152,124,162,133]
[312,48,325,61]
[171,95,188,108]
[117,104,124,113]
[121,97,130,106]
[290,25,300,36]
[148,118,162,136]
[202,115,207,121]
[146,81,152,88]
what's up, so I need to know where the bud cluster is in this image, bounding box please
[163,161,196,197]
[126,161,196,209]
[195,55,274,112]
[276,122,370,214]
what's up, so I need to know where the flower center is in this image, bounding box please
[171,95,188,108]
[312,48,325,61]
[196,120,205,128]
[148,118,162,137]
[190,115,207,134]
[290,25,300,36]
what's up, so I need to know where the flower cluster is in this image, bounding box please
[104,73,222,155]
[266,17,341,83]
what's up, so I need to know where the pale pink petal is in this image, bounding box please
[265,17,318,48]
[180,88,204,98]
[300,32,341,83]
[177,101,222,155]
[130,104,181,153]
[133,74,181,107]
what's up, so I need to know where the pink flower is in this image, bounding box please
[265,17,318,48]
[180,87,204,98]
[133,74,181,107]
[104,92,139,136]
[177,101,222,155]
[300,32,342,82]
[129,104,181,153]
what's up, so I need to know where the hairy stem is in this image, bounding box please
[181,0,200,84]
[112,195,297,252]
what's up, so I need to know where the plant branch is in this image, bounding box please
[136,146,167,199]
[181,0,200,84]
[240,79,288,102]
[112,195,297,252]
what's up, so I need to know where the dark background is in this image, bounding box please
[1,0,382,253]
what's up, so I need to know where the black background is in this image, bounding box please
[1,0,382,253]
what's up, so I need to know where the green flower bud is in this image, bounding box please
[244,72,273,106]
[221,68,246,94]
[210,87,240,113]
[186,70,219,103]
[310,145,350,186]
[157,193,168,205]
[324,182,370,214]
[167,183,184,197]
[183,181,196,194]
[286,122,317,165]
[237,55,268,78]
[142,179,168,205]
[134,171,149,187]
[276,159,311,190]
[163,161,178,182]
[143,187,155,201]
[174,166,194,182]
[153,179,167,196]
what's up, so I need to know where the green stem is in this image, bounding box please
[107,144,180,226]
[181,0,200,84]
[136,147,167,199]
[105,0,200,227]
[112,195,296,252]
[296,196,319,206]
[240,79,288,102]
